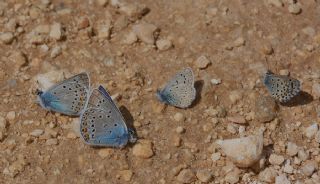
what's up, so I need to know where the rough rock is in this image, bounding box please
[304,123,318,139]
[195,55,211,69]
[259,167,277,183]
[269,154,285,165]
[0,32,14,44]
[30,129,44,137]
[255,96,277,123]
[176,169,196,183]
[132,23,158,44]
[49,22,62,40]
[216,130,264,167]
[196,170,212,183]
[132,140,154,158]
[301,160,318,176]
[286,142,299,156]
[288,3,301,14]
[275,174,291,184]
[156,39,173,51]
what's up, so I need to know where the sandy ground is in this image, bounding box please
[1,0,320,183]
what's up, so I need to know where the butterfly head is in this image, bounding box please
[36,89,44,96]
[128,128,137,143]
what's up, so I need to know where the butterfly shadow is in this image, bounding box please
[281,91,313,107]
[190,80,204,108]
[119,106,135,129]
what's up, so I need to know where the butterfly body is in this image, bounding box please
[80,86,136,148]
[157,67,196,108]
[263,71,300,103]
[37,73,90,116]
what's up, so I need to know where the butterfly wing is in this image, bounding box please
[80,86,130,147]
[264,73,300,103]
[38,73,90,116]
[80,108,129,147]
[158,68,196,108]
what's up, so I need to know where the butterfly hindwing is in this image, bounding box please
[38,73,90,116]
[264,72,300,103]
[157,67,196,108]
[80,86,135,147]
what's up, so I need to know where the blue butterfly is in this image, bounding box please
[37,73,90,116]
[157,67,196,108]
[80,85,137,148]
[263,71,301,103]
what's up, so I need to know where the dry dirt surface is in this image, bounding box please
[1,0,320,183]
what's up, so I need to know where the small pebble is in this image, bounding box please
[315,131,320,143]
[96,0,108,7]
[118,170,133,182]
[227,115,246,124]
[46,138,58,145]
[211,152,221,162]
[174,113,185,122]
[268,0,283,7]
[258,167,277,183]
[30,129,44,137]
[225,170,240,184]
[211,78,221,85]
[298,149,309,161]
[66,132,77,139]
[286,142,299,156]
[97,21,111,39]
[0,32,14,44]
[132,140,154,158]
[50,46,62,58]
[98,148,113,159]
[269,154,285,165]
[176,169,196,183]
[302,27,316,37]
[305,123,318,139]
[233,37,245,47]
[196,170,212,183]
[283,160,294,174]
[288,3,302,14]
[156,39,173,51]
[301,160,318,176]
[49,22,62,40]
[132,23,158,44]
[176,126,185,134]
[6,111,16,121]
[123,31,138,45]
[275,174,290,184]
[255,96,277,123]
[195,55,211,69]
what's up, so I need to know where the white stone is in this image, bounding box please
[6,111,16,121]
[269,154,285,165]
[211,78,221,85]
[283,160,294,174]
[275,174,291,184]
[49,22,62,40]
[50,46,62,58]
[305,123,318,139]
[216,130,263,167]
[301,160,318,176]
[259,167,277,183]
[286,142,299,156]
[173,113,185,122]
[268,0,283,7]
[302,27,315,37]
[211,152,221,161]
[34,70,67,90]
[0,32,14,44]
[30,129,44,137]
[233,37,245,47]
[132,23,158,44]
[195,55,211,69]
[156,39,172,51]
[288,3,301,14]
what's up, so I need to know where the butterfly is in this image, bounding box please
[80,85,137,148]
[37,72,90,116]
[263,70,301,103]
[156,67,196,108]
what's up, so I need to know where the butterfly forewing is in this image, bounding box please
[158,68,196,108]
[264,73,301,103]
[40,73,90,115]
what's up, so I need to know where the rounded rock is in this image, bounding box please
[269,154,285,166]
[196,170,212,183]
[0,32,14,44]
[156,39,173,51]
[176,169,196,183]
[174,113,185,122]
[132,140,154,159]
